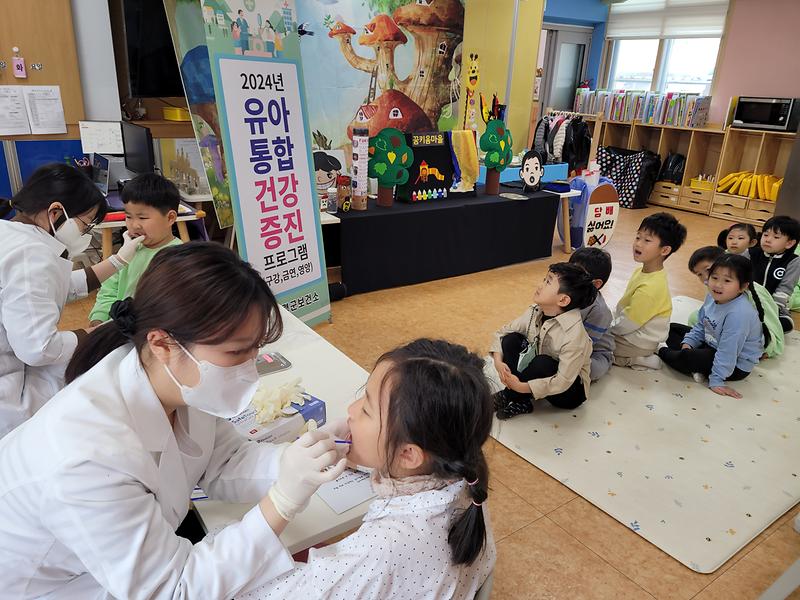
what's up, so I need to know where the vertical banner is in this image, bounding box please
[166,1,330,325]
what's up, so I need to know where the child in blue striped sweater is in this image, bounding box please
[569,247,614,381]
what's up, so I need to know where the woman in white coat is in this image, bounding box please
[0,163,144,437]
[0,242,347,598]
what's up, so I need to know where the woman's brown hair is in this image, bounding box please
[66,241,282,382]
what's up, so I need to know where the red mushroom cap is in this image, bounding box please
[328,21,356,38]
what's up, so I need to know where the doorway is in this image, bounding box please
[540,25,593,111]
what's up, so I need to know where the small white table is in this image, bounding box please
[319,212,341,226]
[544,189,582,254]
[192,306,370,554]
[95,211,206,259]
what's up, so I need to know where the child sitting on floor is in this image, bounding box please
[569,247,614,381]
[659,254,764,398]
[611,212,687,370]
[748,215,800,332]
[238,339,495,599]
[717,222,758,259]
[675,246,782,358]
[89,173,182,325]
[490,263,597,420]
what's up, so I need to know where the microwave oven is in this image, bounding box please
[731,97,799,132]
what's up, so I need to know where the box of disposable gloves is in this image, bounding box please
[229,378,326,444]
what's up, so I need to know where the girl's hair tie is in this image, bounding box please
[466,477,479,486]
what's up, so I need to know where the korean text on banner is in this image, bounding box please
[216,56,330,325]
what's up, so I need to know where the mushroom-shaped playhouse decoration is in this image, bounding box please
[480,119,513,195]
[347,89,432,139]
[368,127,414,208]
[392,0,464,124]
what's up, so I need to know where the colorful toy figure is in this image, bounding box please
[463,53,480,131]
[336,175,353,211]
[519,150,544,193]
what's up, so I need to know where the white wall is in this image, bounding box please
[71,0,122,121]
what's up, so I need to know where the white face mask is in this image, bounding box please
[162,341,259,418]
[49,205,93,257]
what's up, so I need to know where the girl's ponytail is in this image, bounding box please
[65,298,131,383]
[447,452,490,565]
[377,338,494,566]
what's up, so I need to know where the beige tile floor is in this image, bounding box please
[61,206,800,599]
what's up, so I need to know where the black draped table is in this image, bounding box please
[334,187,559,295]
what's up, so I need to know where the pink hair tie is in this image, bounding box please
[466,478,479,486]
[472,500,483,507]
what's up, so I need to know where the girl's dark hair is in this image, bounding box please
[375,339,493,565]
[708,253,771,349]
[0,163,107,225]
[65,242,282,382]
[717,223,758,249]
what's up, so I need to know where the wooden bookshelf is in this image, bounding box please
[587,115,796,225]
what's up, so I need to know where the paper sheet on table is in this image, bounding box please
[315,469,376,514]
[79,121,124,154]
[0,86,30,135]
[22,86,66,135]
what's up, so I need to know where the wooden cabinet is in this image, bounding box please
[709,130,794,226]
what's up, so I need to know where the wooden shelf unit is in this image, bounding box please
[595,115,795,225]
[709,128,795,226]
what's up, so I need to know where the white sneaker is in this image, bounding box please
[692,372,707,383]
[630,354,663,370]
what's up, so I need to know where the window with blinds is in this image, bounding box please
[607,0,730,39]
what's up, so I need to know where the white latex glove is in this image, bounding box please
[268,429,347,521]
[116,230,145,265]
[319,418,351,458]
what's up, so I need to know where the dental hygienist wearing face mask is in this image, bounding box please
[0,163,145,437]
[0,242,348,598]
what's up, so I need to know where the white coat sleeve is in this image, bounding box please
[0,245,78,366]
[199,418,286,503]
[43,456,294,600]
[67,268,90,303]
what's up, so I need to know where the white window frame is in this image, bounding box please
[604,36,720,93]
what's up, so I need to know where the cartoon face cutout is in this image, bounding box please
[466,53,480,93]
[519,150,544,190]
[313,151,342,194]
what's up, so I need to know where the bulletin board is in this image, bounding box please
[0,0,85,140]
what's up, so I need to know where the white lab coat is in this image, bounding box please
[0,345,294,599]
[0,220,91,437]
[239,480,497,599]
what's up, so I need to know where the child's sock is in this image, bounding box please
[630,354,663,370]
[692,372,707,384]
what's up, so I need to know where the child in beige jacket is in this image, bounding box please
[491,263,597,420]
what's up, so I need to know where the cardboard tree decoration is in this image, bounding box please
[368,127,415,207]
[479,119,512,194]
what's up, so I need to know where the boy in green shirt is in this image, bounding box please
[89,174,182,325]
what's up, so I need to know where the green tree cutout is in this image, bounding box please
[479,119,513,172]
[368,128,414,187]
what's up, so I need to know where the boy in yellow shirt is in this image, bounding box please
[611,212,687,370]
